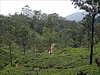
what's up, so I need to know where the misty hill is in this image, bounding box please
[66,12,88,22]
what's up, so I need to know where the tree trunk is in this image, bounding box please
[49,38,51,55]
[24,45,25,55]
[90,15,95,65]
[88,39,89,51]
[80,39,81,46]
[88,29,89,51]
[9,42,12,66]
[23,42,26,55]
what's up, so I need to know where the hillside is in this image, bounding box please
[66,11,88,22]
[0,5,100,75]
[0,42,100,75]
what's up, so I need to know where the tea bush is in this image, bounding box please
[0,42,100,75]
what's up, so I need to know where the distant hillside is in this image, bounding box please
[66,12,88,22]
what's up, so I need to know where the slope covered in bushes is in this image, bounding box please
[0,42,100,75]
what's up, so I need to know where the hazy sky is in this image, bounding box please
[0,0,84,17]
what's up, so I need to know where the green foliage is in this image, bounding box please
[71,0,100,65]
[0,48,15,70]
[0,4,100,75]
[1,42,100,74]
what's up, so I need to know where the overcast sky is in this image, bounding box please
[0,0,84,17]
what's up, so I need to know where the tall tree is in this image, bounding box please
[17,25,30,55]
[32,10,43,33]
[71,0,100,64]
[80,14,92,50]
[77,28,84,47]
[43,16,58,55]
[21,5,33,17]
[2,17,15,66]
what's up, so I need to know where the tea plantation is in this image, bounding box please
[0,42,100,75]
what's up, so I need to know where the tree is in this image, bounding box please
[59,29,70,48]
[2,17,15,66]
[30,31,44,53]
[95,23,100,41]
[80,14,92,50]
[0,15,5,48]
[43,16,58,55]
[11,12,32,30]
[21,5,33,17]
[32,10,43,33]
[77,28,84,47]
[71,0,100,64]
[17,25,30,55]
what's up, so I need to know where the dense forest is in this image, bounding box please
[0,0,100,75]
